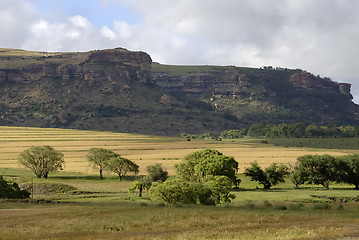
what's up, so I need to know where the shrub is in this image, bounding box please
[0,176,30,199]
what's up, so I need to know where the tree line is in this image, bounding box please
[13,146,359,204]
[222,124,359,139]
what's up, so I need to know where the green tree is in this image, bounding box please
[202,175,236,204]
[244,161,289,189]
[176,149,239,186]
[106,156,139,181]
[336,154,359,189]
[149,178,198,204]
[289,163,309,189]
[296,154,338,189]
[87,148,118,179]
[147,164,168,182]
[129,176,152,197]
[19,145,64,178]
[0,176,30,199]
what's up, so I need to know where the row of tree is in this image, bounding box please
[245,154,359,190]
[221,124,359,139]
[18,146,141,180]
[17,146,359,205]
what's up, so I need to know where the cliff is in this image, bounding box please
[0,48,241,135]
[1,48,359,136]
[152,64,359,126]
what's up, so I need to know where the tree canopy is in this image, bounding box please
[19,145,64,178]
[87,148,119,179]
[106,156,139,181]
[175,149,239,186]
[296,154,338,189]
[147,164,168,182]
[244,161,289,189]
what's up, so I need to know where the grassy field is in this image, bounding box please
[1,126,359,239]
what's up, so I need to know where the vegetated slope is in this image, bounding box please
[0,48,240,135]
[1,48,359,136]
[152,63,359,125]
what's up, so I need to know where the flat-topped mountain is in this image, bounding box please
[0,48,358,136]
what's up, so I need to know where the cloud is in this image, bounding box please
[1,0,359,101]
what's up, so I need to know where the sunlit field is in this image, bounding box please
[0,126,353,175]
[1,126,359,240]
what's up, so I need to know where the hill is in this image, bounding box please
[1,48,359,136]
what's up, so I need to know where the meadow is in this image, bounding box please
[1,126,359,239]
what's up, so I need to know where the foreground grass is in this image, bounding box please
[1,200,359,240]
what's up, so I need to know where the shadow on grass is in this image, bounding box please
[49,175,138,181]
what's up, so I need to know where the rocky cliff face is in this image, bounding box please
[0,48,152,84]
[289,72,353,99]
[0,48,242,135]
[152,64,359,126]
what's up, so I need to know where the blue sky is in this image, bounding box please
[29,0,140,27]
[2,0,359,103]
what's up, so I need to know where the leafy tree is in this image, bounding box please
[87,148,119,179]
[149,178,198,204]
[289,163,309,189]
[147,164,168,182]
[0,176,30,199]
[202,175,236,204]
[247,124,269,138]
[149,176,235,205]
[336,154,359,189]
[129,176,152,197]
[296,154,338,189]
[220,129,247,139]
[19,145,64,178]
[244,161,289,189]
[106,156,139,181]
[176,149,239,186]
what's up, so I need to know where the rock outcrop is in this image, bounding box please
[0,48,152,84]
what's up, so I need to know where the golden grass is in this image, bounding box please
[0,126,356,175]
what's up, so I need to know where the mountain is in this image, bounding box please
[0,48,358,136]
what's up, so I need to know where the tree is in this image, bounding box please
[19,145,64,178]
[149,178,198,204]
[87,148,119,179]
[336,154,359,189]
[129,176,152,197]
[289,163,309,189]
[244,161,289,189]
[149,176,235,205]
[0,176,30,199]
[296,154,338,189]
[106,156,139,181]
[176,149,239,186]
[147,164,168,182]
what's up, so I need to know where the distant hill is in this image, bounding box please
[0,48,358,136]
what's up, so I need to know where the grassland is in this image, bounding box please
[1,126,359,239]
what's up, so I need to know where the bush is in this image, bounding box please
[0,176,30,199]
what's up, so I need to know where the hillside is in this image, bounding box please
[0,48,240,135]
[1,48,359,136]
[152,64,359,125]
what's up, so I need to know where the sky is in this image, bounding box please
[1,0,359,103]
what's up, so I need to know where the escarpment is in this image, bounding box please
[0,48,359,136]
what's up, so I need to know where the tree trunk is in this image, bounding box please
[139,185,143,197]
[100,167,103,180]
